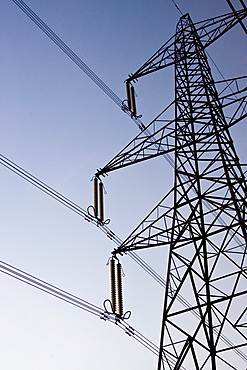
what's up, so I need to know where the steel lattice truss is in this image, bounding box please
[96,8,247,370]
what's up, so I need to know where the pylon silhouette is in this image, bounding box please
[96,8,247,370]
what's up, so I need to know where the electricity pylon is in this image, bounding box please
[96,7,247,370]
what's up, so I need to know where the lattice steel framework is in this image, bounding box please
[96,8,247,370]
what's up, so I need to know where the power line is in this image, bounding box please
[0,154,163,282]
[0,154,121,244]
[12,0,243,164]
[1,154,245,362]
[2,257,244,367]
[0,154,170,288]
[12,0,145,130]
[170,0,183,16]
[5,3,247,364]
[0,260,164,361]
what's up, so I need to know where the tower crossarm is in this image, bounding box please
[127,9,247,81]
[96,92,247,178]
[96,100,176,176]
[96,114,176,177]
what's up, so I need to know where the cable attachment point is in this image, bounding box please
[103,299,115,314]
[86,205,110,225]
[121,99,129,113]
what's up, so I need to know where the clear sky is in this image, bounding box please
[1,1,246,369]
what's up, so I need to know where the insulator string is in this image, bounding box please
[99,181,104,221]
[109,259,117,313]
[93,177,99,218]
[116,262,124,317]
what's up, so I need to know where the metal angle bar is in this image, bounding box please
[195,9,247,46]
[226,0,247,34]
[166,289,247,318]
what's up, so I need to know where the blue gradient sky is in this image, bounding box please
[1,1,246,369]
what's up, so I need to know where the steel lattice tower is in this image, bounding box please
[96,7,247,370]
